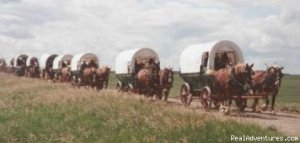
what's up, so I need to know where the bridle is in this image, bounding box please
[229,67,252,92]
[162,69,173,87]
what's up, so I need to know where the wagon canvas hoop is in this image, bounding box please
[115,48,159,74]
[53,54,73,70]
[71,53,98,71]
[39,54,58,69]
[26,56,39,67]
[180,40,244,74]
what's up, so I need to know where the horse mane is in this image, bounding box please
[233,63,247,74]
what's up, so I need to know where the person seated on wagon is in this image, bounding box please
[221,53,232,68]
[203,52,209,67]
[61,61,67,68]
[29,59,36,67]
[214,54,222,70]
[155,61,160,71]
[88,60,98,69]
[135,59,146,75]
[80,60,88,75]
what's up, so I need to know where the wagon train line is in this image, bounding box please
[0,40,284,115]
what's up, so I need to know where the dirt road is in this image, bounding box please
[167,97,300,136]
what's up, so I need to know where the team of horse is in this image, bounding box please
[209,63,284,114]
[132,60,174,101]
[71,65,111,90]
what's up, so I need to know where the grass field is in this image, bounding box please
[108,72,300,111]
[0,73,287,142]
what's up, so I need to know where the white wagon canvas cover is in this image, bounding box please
[115,48,159,74]
[26,56,39,67]
[53,54,73,70]
[71,53,98,71]
[180,40,244,74]
[39,54,58,69]
[8,58,14,67]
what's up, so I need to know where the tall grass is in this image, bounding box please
[0,73,284,142]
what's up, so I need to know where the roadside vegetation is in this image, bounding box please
[0,73,286,142]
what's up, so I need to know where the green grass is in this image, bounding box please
[276,75,300,111]
[0,73,286,142]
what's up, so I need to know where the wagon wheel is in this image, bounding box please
[180,84,190,106]
[128,84,134,93]
[116,81,123,92]
[200,86,211,110]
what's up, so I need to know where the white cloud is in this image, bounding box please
[0,0,299,74]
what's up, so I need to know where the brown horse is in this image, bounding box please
[136,69,152,96]
[25,65,40,78]
[41,68,55,80]
[60,67,72,82]
[157,67,174,101]
[136,62,160,98]
[251,65,284,112]
[211,63,254,114]
[79,67,96,87]
[93,66,111,90]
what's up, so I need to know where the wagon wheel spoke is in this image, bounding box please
[200,87,211,110]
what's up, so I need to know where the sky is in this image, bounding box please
[0,0,299,74]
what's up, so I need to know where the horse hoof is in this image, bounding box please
[261,105,268,111]
[225,109,231,115]
[271,111,276,115]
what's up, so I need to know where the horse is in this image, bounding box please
[60,67,72,82]
[93,66,111,90]
[210,63,254,114]
[251,65,284,113]
[42,68,55,80]
[25,65,40,78]
[136,63,160,97]
[157,67,174,101]
[77,67,97,87]
[15,65,26,76]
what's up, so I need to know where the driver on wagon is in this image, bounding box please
[80,60,88,75]
[88,60,98,69]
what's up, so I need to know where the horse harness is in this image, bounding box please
[229,68,251,91]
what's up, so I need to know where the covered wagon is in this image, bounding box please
[115,48,160,93]
[39,54,58,79]
[179,40,246,109]
[70,53,99,87]
[14,54,29,76]
[53,54,73,82]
